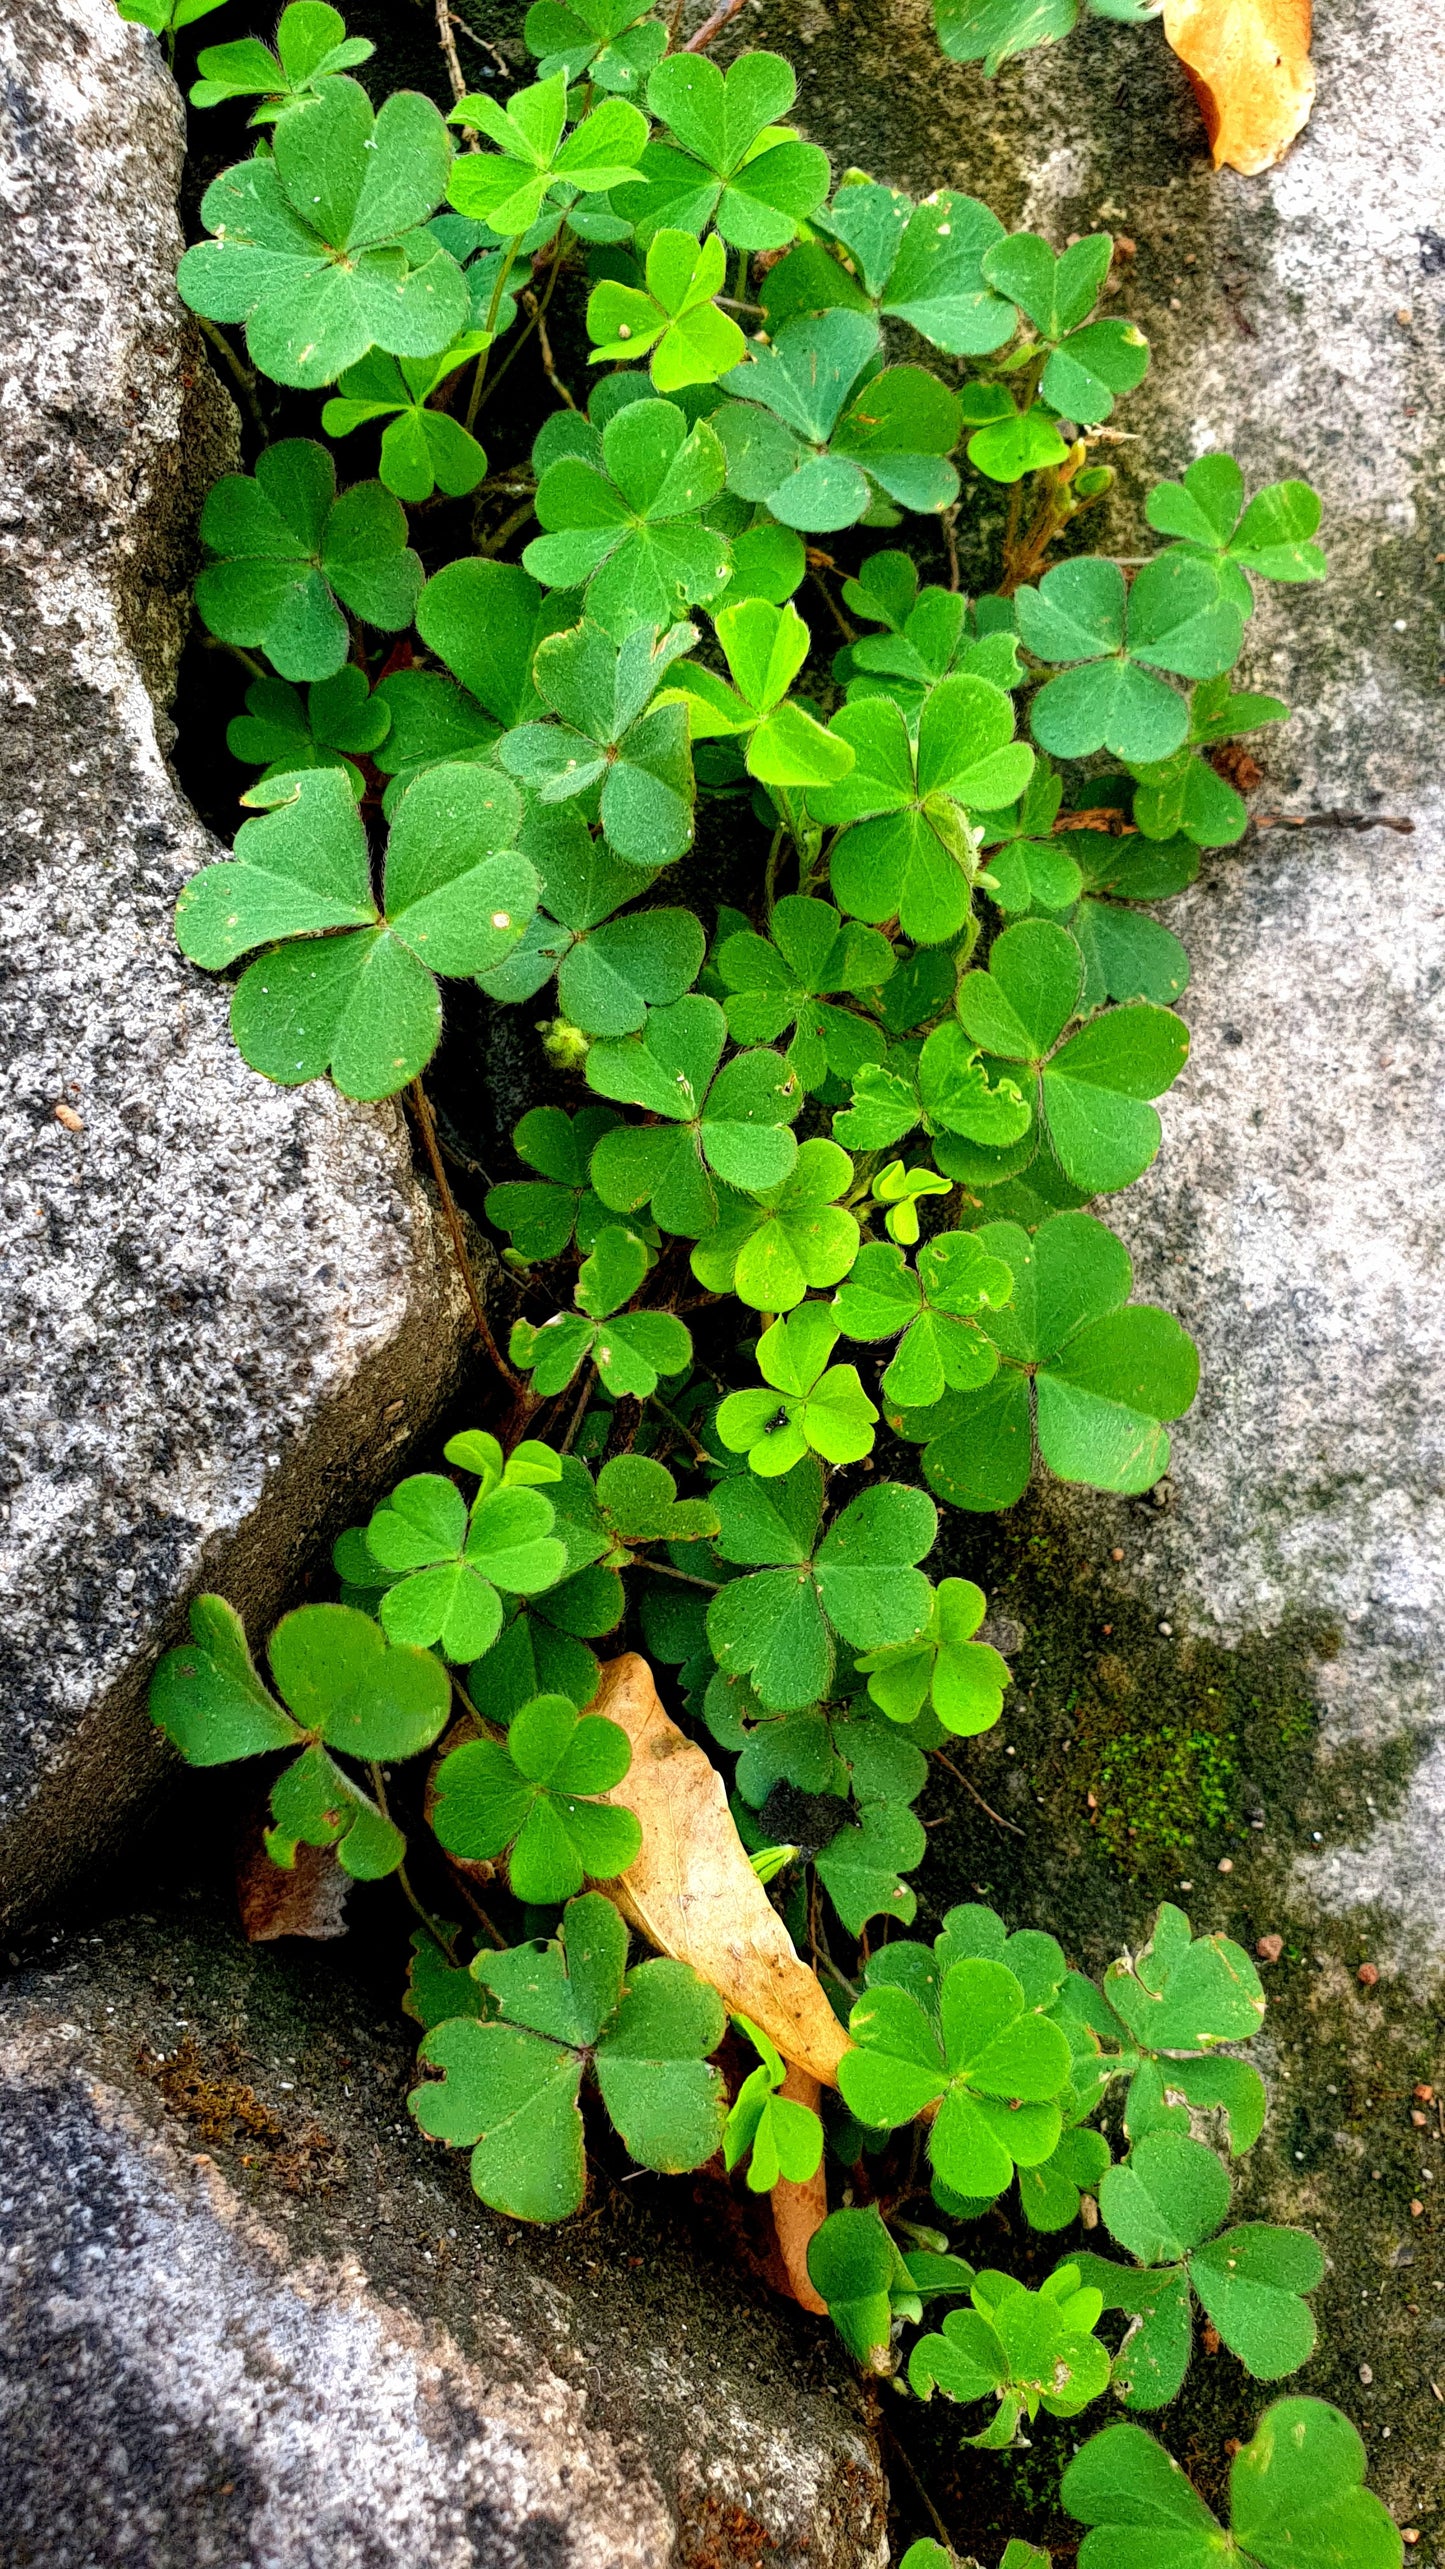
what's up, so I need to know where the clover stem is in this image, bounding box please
[473,243,568,420]
[647,1392,716,1464]
[368,1765,459,1960]
[684,0,751,53]
[763,824,784,917]
[557,1367,594,1454]
[198,634,268,684]
[638,1558,722,1591]
[477,494,539,558]
[940,500,962,595]
[878,2415,960,2559]
[407,1078,523,1389]
[465,241,524,432]
[196,317,267,443]
[930,1744,1025,1836]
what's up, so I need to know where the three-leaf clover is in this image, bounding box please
[705,1456,936,1710]
[689,1135,862,1311]
[909,2263,1111,2446]
[412,1892,726,2220]
[802,181,1017,356]
[524,397,732,637]
[586,227,747,389]
[831,1021,1033,1159]
[1061,2399,1403,2569]
[175,764,538,1100]
[357,1462,567,1663]
[839,1952,1073,2197]
[713,895,891,1092]
[499,618,698,865]
[194,440,423,682]
[150,1597,450,1877]
[1146,455,1326,612]
[890,1209,1199,1508]
[954,918,1189,1193]
[934,0,1155,75]
[1017,556,1244,763]
[477,806,703,1034]
[811,675,1034,944]
[227,665,389,799]
[524,0,667,97]
[485,1104,627,1260]
[190,2,374,118]
[586,993,801,1235]
[717,1302,879,1477]
[511,1222,693,1396]
[981,230,1149,424]
[806,2203,928,2369]
[659,599,856,790]
[723,2014,825,2190]
[615,50,830,251]
[447,73,648,236]
[854,1575,1010,1733]
[833,1231,1015,1407]
[430,1693,642,1899]
[178,79,468,389]
[838,562,1024,718]
[715,310,964,532]
[417,555,576,730]
[120,0,227,37]
[322,345,490,502]
[1074,2131,1322,2405]
[1103,1900,1266,2053]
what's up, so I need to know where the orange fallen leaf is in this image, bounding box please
[771,2064,829,2313]
[591,1653,851,2091]
[1163,0,1314,176]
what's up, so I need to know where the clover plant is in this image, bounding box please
[135,2,1367,2556]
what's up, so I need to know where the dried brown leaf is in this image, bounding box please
[771,2065,829,2313]
[236,1818,349,1942]
[592,1654,851,2090]
[1164,0,1314,176]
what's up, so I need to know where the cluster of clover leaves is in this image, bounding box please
[129,0,1388,2560]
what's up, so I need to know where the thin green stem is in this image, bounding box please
[199,634,268,684]
[763,825,784,918]
[647,1393,716,1464]
[407,1080,523,1389]
[466,240,523,431]
[640,1558,722,1592]
[196,316,267,442]
[478,494,538,558]
[368,1766,459,1960]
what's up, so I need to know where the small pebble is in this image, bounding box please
[1218,1857,1234,1873]
[1115,236,1137,258]
[1359,2363,1373,2384]
[1178,1879,1194,1892]
[1412,2110,1429,2128]
[1411,2199,1425,2217]
[1257,1934,1284,1963]
[54,1103,83,1131]
[1402,2534,1420,2548]
[1415,2085,1435,2104]
[1110,1546,1125,1561]
[1396,306,1413,324]
[1169,295,1182,309]
[1158,1620,1173,1635]
[1358,1962,1380,1986]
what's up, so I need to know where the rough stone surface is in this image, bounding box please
[754,0,1445,1970]
[0,1904,888,2569]
[0,0,472,1930]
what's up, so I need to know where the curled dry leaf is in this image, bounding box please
[771,2064,829,2314]
[237,1818,350,1942]
[591,1653,851,2091]
[1163,0,1314,176]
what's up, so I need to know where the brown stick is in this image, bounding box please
[930,1745,1025,1836]
[434,1,468,106]
[684,0,749,51]
[407,1079,523,1388]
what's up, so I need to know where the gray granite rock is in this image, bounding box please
[754,0,1445,1974]
[0,1905,888,2569]
[0,0,472,1931]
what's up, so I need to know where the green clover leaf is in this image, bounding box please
[524,0,667,98]
[359,1466,568,1662]
[121,0,227,34]
[954,917,1189,1193]
[190,3,375,120]
[717,1301,879,1477]
[833,1231,1015,1407]
[838,562,1024,718]
[614,50,830,252]
[430,1693,642,1900]
[815,1799,927,1934]
[417,556,575,728]
[586,226,746,389]
[1017,555,1245,763]
[960,381,1072,486]
[660,599,856,791]
[890,1209,1199,1507]
[227,665,390,801]
[723,2014,825,2190]
[832,1021,1033,1159]
[909,2262,1111,2441]
[586,993,801,1235]
[811,675,1034,945]
[714,310,963,531]
[806,2204,923,2369]
[1146,454,1326,613]
[524,397,733,638]
[854,1574,1010,1734]
[1103,1901,1267,2051]
[839,1954,1072,2196]
[1017,2116,1113,2233]
[175,764,539,1100]
[689,1135,862,1311]
[178,80,467,389]
[485,1104,628,1260]
[511,1221,693,1396]
[477,806,704,1032]
[412,1892,726,2219]
[935,0,1154,75]
[706,1457,936,1711]
[794,181,1017,357]
[194,440,423,682]
[448,73,648,237]
[980,230,1148,424]
[322,344,490,502]
[731,1692,929,1814]
[499,617,699,864]
[713,895,890,1093]
[404,1925,495,2031]
[1062,2399,1403,2569]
